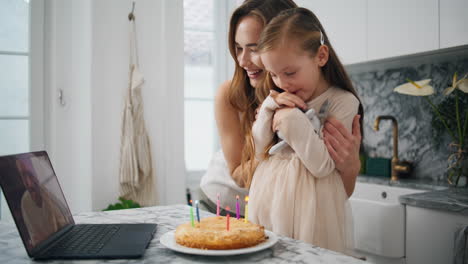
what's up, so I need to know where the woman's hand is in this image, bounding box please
[270,90,307,110]
[323,115,361,197]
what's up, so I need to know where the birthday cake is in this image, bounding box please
[175,216,266,250]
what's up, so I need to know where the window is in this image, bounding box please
[184,1,238,189]
[184,0,216,185]
[0,0,44,221]
[0,0,30,156]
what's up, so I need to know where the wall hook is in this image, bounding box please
[58,89,66,106]
[128,1,136,21]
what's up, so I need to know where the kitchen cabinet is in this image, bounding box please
[367,0,439,61]
[296,0,468,65]
[440,0,468,49]
[406,206,468,264]
[295,0,367,65]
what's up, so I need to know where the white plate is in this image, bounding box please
[160,230,278,256]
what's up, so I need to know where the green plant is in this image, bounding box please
[431,90,468,150]
[103,197,141,211]
[394,73,468,186]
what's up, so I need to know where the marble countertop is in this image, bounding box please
[357,175,449,191]
[358,175,468,215]
[0,204,365,264]
[399,188,468,216]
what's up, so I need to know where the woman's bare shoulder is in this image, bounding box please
[215,80,232,102]
[215,80,235,111]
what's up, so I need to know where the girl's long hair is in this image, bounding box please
[255,7,365,174]
[227,0,297,188]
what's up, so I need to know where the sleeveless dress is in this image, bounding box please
[248,86,358,255]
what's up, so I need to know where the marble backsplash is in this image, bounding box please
[346,46,468,181]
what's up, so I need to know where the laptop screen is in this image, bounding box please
[0,151,74,254]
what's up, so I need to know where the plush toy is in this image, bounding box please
[269,99,329,155]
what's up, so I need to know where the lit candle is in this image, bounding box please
[216,193,220,216]
[195,200,200,223]
[190,200,194,227]
[226,206,230,231]
[244,196,249,223]
[236,195,240,219]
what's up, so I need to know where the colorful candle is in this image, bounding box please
[244,196,249,223]
[236,195,240,220]
[195,200,200,223]
[226,206,230,231]
[190,200,194,227]
[216,193,220,216]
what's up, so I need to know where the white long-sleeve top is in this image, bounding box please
[248,86,359,255]
[252,87,359,177]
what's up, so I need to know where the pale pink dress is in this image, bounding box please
[248,86,358,255]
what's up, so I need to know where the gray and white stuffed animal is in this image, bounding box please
[269,99,329,155]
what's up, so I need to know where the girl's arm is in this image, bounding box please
[215,80,245,185]
[274,95,359,178]
[252,96,280,159]
[324,115,362,197]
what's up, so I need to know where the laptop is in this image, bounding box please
[0,151,156,260]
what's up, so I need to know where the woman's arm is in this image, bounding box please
[215,80,245,186]
[323,115,362,197]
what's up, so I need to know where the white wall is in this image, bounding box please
[44,0,93,214]
[44,0,185,213]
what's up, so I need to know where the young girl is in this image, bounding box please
[248,7,363,255]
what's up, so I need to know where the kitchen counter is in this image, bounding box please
[357,175,449,191]
[358,175,468,215]
[0,204,365,264]
[399,188,468,216]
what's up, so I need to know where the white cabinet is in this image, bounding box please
[406,206,468,264]
[282,0,467,65]
[349,183,426,263]
[295,0,367,65]
[440,0,468,49]
[367,0,439,61]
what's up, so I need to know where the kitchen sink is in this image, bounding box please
[349,182,426,260]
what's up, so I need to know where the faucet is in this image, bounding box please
[374,115,411,181]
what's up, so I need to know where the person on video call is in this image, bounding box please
[17,159,69,247]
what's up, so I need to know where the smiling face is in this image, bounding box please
[235,16,265,88]
[260,40,330,102]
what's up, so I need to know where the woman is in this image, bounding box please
[199,0,362,215]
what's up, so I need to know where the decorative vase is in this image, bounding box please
[447,143,468,187]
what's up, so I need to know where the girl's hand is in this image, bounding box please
[270,90,307,110]
[272,107,295,132]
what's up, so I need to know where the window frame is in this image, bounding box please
[0,0,44,153]
[0,0,44,221]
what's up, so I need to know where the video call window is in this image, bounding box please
[0,152,73,251]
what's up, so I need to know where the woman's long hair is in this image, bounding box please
[254,7,365,175]
[227,0,297,187]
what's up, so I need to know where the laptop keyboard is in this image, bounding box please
[45,224,121,256]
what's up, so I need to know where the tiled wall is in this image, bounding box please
[347,46,468,181]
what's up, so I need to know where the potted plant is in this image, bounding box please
[103,197,141,211]
[394,73,468,186]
